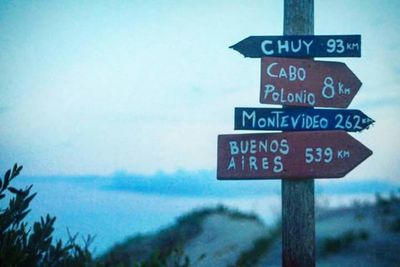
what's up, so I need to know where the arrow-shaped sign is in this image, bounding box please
[235,107,374,132]
[230,35,361,58]
[260,57,361,108]
[217,131,372,180]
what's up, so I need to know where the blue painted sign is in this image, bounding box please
[230,35,361,58]
[234,107,374,132]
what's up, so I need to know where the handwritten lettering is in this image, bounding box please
[261,39,314,56]
[266,62,306,81]
[241,110,329,130]
[226,138,289,173]
[263,84,316,106]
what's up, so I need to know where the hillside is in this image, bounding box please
[100,194,400,267]
[99,205,275,266]
[259,194,400,266]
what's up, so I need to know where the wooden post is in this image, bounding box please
[282,0,315,267]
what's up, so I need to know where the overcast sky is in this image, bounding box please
[0,1,399,182]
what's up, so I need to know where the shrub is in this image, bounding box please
[0,164,190,267]
[388,218,400,232]
[0,164,98,267]
[375,190,400,232]
[320,229,369,256]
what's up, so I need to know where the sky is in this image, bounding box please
[0,0,399,182]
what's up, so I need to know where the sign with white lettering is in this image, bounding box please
[234,107,374,132]
[260,57,361,108]
[217,131,372,180]
[230,35,361,58]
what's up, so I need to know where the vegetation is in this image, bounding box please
[0,164,99,267]
[320,229,369,256]
[176,204,262,229]
[233,221,280,267]
[0,164,190,267]
[375,190,400,232]
[132,248,189,267]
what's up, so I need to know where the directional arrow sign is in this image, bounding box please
[230,35,361,58]
[217,131,372,180]
[234,107,374,132]
[260,57,362,108]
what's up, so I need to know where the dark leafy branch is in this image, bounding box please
[0,163,98,267]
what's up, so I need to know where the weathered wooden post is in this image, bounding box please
[282,1,315,266]
[220,1,370,267]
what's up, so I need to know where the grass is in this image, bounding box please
[375,190,400,233]
[233,220,281,267]
[176,204,261,226]
[320,229,369,256]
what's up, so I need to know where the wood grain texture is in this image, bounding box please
[282,0,315,266]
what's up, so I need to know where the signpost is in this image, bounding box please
[234,107,374,132]
[230,34,361,58]
[217,131,372,180]
[260,57,362,108]
[217,0,373,266]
